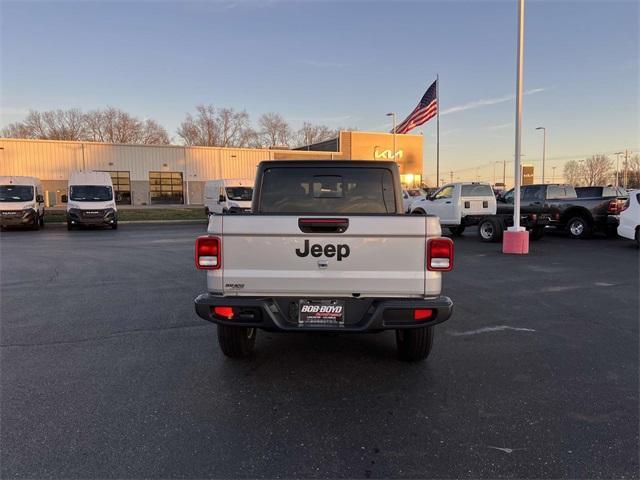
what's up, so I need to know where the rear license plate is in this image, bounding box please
[298,299,345,326]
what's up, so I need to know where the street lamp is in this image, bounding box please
[386,113,396,162]
[614,151,623,187]
[535,127,546,183]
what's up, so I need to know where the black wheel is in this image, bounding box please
[566,216,592,239]
[31,214,40,230]
[448,225,465,236]
[39,213,45,228]
[67,221,73,231]
[111,221,118,230]
[396,327,434,361]
[217,325,256,358]
[529,226,544,241]
[478,217,504,243]
[411,208,426,215]
[635,228,639,249]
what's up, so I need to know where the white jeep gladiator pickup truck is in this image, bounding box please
[194,160,454,361]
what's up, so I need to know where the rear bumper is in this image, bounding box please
[194,294,453,332]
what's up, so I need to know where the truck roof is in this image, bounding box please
[69,171,113,185]
[258,160,398,169]
[0,176,41,186]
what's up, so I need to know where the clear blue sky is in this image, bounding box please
[1,0,638,184]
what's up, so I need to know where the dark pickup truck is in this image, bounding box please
[499,184,626,239]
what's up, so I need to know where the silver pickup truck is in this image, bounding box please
[194,160,454,361]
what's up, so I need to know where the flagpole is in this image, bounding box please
[436,74,440,188]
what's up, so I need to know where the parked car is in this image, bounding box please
[401,188,424,212]
[194,160,454,361]
[617,190,639,247]
[0,176,45,230]
[499,184,625,239]
[409,182,550,242]
[63,171,118,230]
[204,178,253,215]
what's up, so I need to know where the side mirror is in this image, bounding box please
[61,194,68,203]
[218,194,225,203]
[36,194,44,203]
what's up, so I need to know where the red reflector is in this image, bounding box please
[427,237,454,272]
[414,309,433,321]
[195,236,221,269]
[213,306,234,319]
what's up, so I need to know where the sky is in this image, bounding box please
[1,0,638,184]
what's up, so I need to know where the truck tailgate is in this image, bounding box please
[214,215,433,297]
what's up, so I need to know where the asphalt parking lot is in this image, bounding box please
[1,224,638,479]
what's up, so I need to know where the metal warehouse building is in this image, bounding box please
[0,131,424,206]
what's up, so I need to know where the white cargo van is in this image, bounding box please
[204,179,253,215]
[63,171,118,230]
[0,176,45,230]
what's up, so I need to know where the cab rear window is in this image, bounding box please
[461,184,494,197]
[259,167,397,214]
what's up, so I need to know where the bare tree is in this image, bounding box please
[84,107,169,145]
[581,154,612,186]
[563,160,583,186]
[258,112,291,147]
[295,122,337,147]
[625,154,640,189]
[217,108,252,147]
[177,105,252,147]
[1,109,86,140]
[2,107,168,144]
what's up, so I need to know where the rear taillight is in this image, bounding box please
[195,236,221,269]
[619,199,630,213]
[427,237,454,272]
[213,306,234,319]
[413,308,434,321]
[607,199,620,214]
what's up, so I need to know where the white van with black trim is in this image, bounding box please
[204,179,253,215]
[0,176,45,230]
[63,171,118,230]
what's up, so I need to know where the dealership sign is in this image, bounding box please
[374,149,404,160]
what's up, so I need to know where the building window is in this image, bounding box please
[101,171,132,205]
[149,171,184,204]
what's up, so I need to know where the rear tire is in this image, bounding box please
[478,217,504,243]
[411,209,426,215]
[396,327,434,361]
[635,228,639,249]
[217,325,257,358]
[39,213,45,228]
[566,216,592,239]
[111,221,118,230]
[448,225,465,236]
[67,221,73,231]
[529,226,544,241]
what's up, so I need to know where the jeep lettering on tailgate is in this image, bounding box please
[295,239,350,261]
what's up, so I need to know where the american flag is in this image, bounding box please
[394,80,438,134]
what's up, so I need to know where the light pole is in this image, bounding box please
[535,126,546,183]
[614,151,623,187]
[386,113,396,162]
[503,0,528,254]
